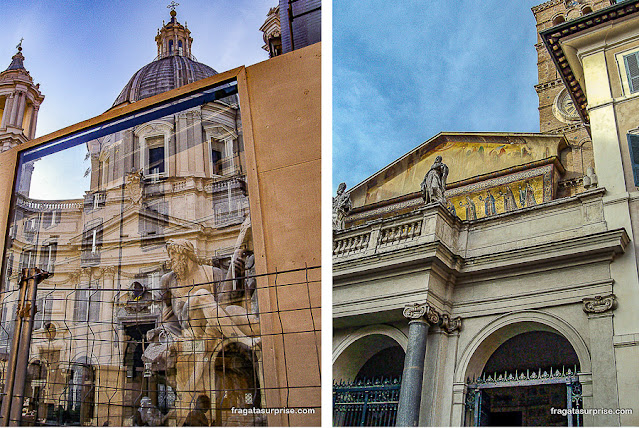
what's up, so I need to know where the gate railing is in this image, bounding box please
[465,366,583,427]
[333,377,401,427]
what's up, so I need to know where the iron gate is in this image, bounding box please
[465,366,583,427]
[333,377,401,427]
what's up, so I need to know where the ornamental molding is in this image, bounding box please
[583,294,616,314]
[402,302,447,327]
[552,88,581,124]
[125,170,144,205]
[440,314,462,333]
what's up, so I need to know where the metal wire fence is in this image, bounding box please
[0,264,320,426]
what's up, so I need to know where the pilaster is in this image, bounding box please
[582,294,620,426]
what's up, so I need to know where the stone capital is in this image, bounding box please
[582,294,616,314]
[402,302,440,325]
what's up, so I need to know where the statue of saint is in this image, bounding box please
[421,156,449,204]
[333,182,352,230]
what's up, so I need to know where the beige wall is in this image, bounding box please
[240,42,321,427]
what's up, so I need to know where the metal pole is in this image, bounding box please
[1,268,50,426]
[0,269,29,426]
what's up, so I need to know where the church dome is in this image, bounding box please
[112,8,217,108]
[112,56,217,107]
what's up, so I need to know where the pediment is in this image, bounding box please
[348,132,568,208]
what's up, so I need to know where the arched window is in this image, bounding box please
[552,15,565,26]
[178,40,183,55]
[582,6,593,15]
[168,39,173,55]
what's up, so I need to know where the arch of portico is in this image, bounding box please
[333,324,407,382]
[456,310,591,384]
[451,310,593,426]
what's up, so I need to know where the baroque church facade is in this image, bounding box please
[0,4,321,427]
[333,0,639,426]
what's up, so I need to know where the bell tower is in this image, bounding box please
[532,0,613,195]
[0,41,44,153]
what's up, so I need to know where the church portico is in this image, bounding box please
[334,171,627,426]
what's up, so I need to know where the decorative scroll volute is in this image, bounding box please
[402,302,444,326]
[582,294,616,314]
[403,303,428,320]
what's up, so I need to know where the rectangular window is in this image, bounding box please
[34,295,53,330]
[211,139,226,176]
[20,247,36,270]
[81,221,103,266]
[0,79,265,417]
[212,149,223,175]
[148,140,165,176]
[624,52,639,94]
[73,285,100,323]
[0,304,16,353]
[628,133,639,186]
[39,242,57,273]
[42,211,60,228]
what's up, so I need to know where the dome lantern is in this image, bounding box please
[155,6,193,59]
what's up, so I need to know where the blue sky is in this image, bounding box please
[1,1,274,137]
[1,1,275,199]
[333,0,547,191]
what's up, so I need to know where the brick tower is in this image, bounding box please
[532,0,613,196]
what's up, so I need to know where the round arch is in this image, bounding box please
[455,310,591,384]
[333,324,407,382]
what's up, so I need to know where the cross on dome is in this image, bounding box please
[167,1,179,12]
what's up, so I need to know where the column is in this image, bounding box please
[1,95,12,128]
[7,93,18,127]
[15,92,26,128]
[28,105,39,139]
[582,294,620,426]
[396,303,440,427]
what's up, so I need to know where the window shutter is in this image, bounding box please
[624,52,639,94]
[42,212,52,229]
[44,297,53,326]
[628,134,639,186]
[34,298,44,330]
[88,287,101,323]
[74,289,89,323]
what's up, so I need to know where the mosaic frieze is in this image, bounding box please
[348,164,556,223]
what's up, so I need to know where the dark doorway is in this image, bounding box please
[484,384,567,426]
[489,411,522,426]
[355,345,404,380]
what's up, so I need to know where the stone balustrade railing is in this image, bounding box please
[333,231,370,256]
[378,220,422,247]
[333,211,428,258]
[16,195,83,211]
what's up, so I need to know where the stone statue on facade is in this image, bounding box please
[137,396,172,426]
[421,156,449,204]
[160,239,259,340]
[142,239,260,369]
[333,182,352,230]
